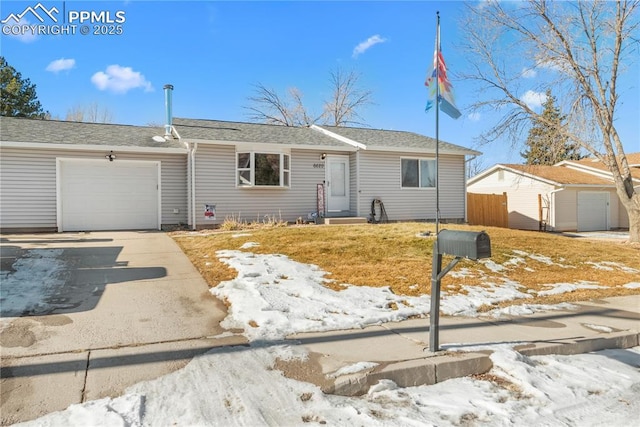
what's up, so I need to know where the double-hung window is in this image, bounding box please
[401,158,436,188]
[237,152,290,187]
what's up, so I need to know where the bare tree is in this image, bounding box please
[245,83,320,126]
[66,102,114,123]
[461,0,640,242]
[322,67,373,127]
[244,67,373,127]
[466,156,487,179]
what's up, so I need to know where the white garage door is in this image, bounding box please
[577,191,609,232]
[59,159,160,231]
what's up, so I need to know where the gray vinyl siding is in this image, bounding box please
[357,151,466,221]
[193,145,328,225]
[0,147,187,230]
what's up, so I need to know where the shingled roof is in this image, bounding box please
[564,154,640,180]
[174,118,348,148]
[320,125,480,155]
[502,164,613,185]
[174,118,479,155]
[0,116,185,149]
[1,116,479,156]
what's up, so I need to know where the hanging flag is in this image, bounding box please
[424,23,461,119]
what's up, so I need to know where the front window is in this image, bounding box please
[237,152,290,187]
[401,158,436,188]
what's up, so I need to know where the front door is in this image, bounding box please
[326,155,350,213]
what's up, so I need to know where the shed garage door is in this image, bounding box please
[577,191,609,232]
[58,159,160,231]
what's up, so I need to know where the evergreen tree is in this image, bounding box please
[521,89,582,165]
[0,56,48,118]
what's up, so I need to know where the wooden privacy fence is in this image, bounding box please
[467,192,508,228]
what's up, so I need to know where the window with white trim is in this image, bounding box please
[401,158,436,188]
[237,152,290,187]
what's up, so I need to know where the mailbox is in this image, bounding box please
[436,230,491,260]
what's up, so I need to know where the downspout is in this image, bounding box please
[463,155,477,223]
[191,142,198,230]
[356,148,361,216]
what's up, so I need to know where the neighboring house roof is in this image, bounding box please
[561,153,640,181]
[0,116,185,150]
[504,164,612,185]
[174,118,348,148]
[468,163,613,186]
[319,125,481,156]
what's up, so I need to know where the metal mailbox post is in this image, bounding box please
[430,230,491,352]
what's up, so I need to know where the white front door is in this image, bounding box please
[326,155,350,213]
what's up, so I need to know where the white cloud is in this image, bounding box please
[521,90,547,109]
[46,58,76,73]
[521,67,536,78]
[91,65,153,94]
[352,34,387,58]
[468,112,481,122]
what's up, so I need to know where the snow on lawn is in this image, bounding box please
[13,245,640,427]
[210,248,637,340]
[212,249,561,340]
[19,344,640,426]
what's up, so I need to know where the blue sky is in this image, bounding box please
[1,0,638,167]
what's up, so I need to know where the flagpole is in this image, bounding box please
[429,10,442,353]
[435,11,440,237]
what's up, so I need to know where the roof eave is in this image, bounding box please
[0,140,188,154]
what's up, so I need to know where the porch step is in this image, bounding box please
[322,217,369,225]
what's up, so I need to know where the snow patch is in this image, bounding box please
[328,362,379,378]
[537,281,605,296]
[0,249,67,316]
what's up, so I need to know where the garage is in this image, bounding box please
[58,159,160,232]
[577,191,609,232]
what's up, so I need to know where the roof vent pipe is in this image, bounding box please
[163,84,174,138]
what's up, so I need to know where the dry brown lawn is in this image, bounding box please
[171,223,640,309]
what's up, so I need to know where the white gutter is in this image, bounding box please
[463,155,478,223]
[0,141,187,154]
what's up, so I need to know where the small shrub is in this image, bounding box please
[220,213,248,231]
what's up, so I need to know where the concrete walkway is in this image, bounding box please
[1,232,639,425]
[283,295,640,395]
[0,232,246,426]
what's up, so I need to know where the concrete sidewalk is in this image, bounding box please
[282,295,640,395]
[1,231,638,424]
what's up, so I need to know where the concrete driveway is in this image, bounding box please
[0,231,246,425]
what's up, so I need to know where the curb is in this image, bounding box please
[322,331,639,396]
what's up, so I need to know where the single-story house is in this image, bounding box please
[467,155,640,232]
[0,90,480,232]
